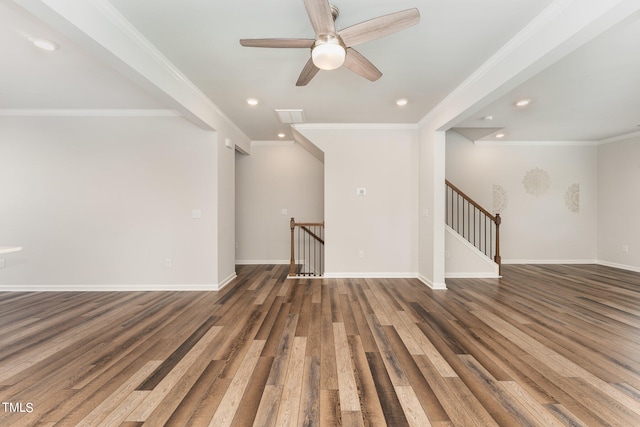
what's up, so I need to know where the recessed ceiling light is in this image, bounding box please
[246,98,259,106]
[29,37,58,51]
[483,115,494,121]
[277,133,285,138]
[495,133,505,138]
[515,98,532,107]
[396,98,408,107]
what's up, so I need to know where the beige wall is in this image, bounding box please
[235,141,324,264]
[0,116,222,290]
[445,131,599,263]
[296,127,419,277]
[598,135,640,271]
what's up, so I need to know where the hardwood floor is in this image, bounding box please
[1,263,640,426]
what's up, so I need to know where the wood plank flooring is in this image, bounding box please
[1,264,640,426]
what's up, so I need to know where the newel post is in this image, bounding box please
[494,213,502,275]
[289,217,296,276]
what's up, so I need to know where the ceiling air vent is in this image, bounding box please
[275,109,305,124]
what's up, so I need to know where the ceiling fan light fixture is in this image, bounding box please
[312,36,345,71]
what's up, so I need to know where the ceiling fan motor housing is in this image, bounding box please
[330,4,339,21]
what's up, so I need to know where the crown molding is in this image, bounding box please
[251,140,295,146]
[0,108,181,117]
[598,129,640,145]
[293,123,418,131]
[473,139,598,146]
[472,130,640,146]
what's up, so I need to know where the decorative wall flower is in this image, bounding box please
[523,167,551,196]
[565,183,580,213]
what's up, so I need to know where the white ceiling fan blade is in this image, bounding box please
[339,8,419,47]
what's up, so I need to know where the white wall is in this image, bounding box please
[418,126,447,288]
[598,135,640,271]
[217,136,237,285]
[235,141,324,264]
[0,116,222,290]
[296,127,418,277]
[445,226,499,277]
[446,131,598,263]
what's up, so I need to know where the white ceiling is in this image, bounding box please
[0,1,164,109]
[3,0,639,143]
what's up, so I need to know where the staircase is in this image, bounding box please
[445,180,502,276]
[289,218,325,277]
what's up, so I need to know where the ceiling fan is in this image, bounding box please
[239,0,420,86]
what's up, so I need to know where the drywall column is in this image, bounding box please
[217,135,237,287]
[418,127,447,289]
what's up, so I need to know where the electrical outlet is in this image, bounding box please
[0,259,5,268]
[164,258,172,268]
[622,245,629,253]
[192,209,202,219]
[359,250,365,258]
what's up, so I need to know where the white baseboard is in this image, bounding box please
[216,272,237,290]
[324,272,448,290]
[236,259,289,265]
[596,260,640,273]
[503,259,598,265]
[445,272,501,279]
[501,259,640,273]
[1,278,237,292]
[418,273,447,290]
[0,283,221,292]
[323,272,416,279]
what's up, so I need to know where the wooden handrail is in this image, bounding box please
[295,222,325,227]
[300,225,324,244]
[446,180,502,275]
[445,179,497,222]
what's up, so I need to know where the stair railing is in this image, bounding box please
[289,218,325,277]
[445,180,501,275]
